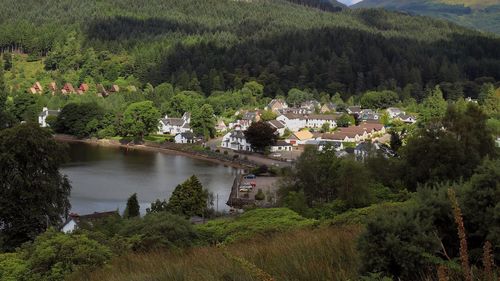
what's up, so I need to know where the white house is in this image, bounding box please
[38,107,60,127]
[221,129,252,151]
[304,114,338,129]
[174,132,200,144]
[387,107,404,118]
[276,113,307,132]
[279,107,311,115]
[396,114,417,124]
[159,112,192,135]
[270,140,293,152]
[61,211,119,233]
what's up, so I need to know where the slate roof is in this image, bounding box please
[268,120,285,129]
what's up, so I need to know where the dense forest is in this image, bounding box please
[353,0,500,34]
[0,0,499,98]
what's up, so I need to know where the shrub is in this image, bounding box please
[20,229,112,281]
[196,208,317,244]
[223,150,228,155]
[233,154,239,159]
[119,212,197,251]
[254,189,265,201]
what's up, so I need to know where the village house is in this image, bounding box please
[265,99,288,113]
[317,122,385,144]
[276,113,307,132]
[276,113,338,131]
[346,106,362,115]
[304,114,338,129]
[323,131,361,143]
[38,107,60,127]
[61,83,76,95]
[320,102,337,114]
[174,132,200,144]
[267,120,286,136]
[228,119,251,131]
[317,139,343,151]
[48,81,57,92]
[77,83,89,95]
[386,107,404,118]
[270,140,293,152]
[359,109,379,121]
[354,141,395,162]
[221,129,252,151]
[279,107,311,115]
[61,211,120,233]
[109,84,120,93]
[300,100,321,111]
[242,111,261,122]
[215,120,227,133]
[29,81,43,94]
[395,114,417,124]
[286,130,314,146]
[158,112,192,135]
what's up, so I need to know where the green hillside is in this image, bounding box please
[0,0,499,97]
[353,0,500,34]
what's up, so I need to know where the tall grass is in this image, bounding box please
[69,225,362,281]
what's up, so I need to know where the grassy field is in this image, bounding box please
[69,225,362,281]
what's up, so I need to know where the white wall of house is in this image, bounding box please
[61,219,77,234]
[276,115,306,132]
[221,131,252,151]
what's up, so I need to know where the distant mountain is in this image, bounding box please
[353,0,500,34]
[285,0,347,11]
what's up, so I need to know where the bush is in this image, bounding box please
[196,208,317,244]
[255,189,265,200]
[118,212,197,251]
[223,150,228,155]
[19,229,112,281]
[233,154,239,159]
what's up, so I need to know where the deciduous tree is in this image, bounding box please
[122,101,160,139]
[0,124,71,251]
[244,121,277,151]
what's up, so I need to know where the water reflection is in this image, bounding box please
[61,142,239,215]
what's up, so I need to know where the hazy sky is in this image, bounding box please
[337,0,363,5]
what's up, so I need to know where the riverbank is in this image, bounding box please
[54,134,282,170]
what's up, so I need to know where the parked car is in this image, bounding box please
[271,153,281,158]
[239,185,253,192]
[243,174,256,179]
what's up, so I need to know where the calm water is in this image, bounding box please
[61,142,239,215]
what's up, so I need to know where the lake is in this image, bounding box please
[61,142,240,215]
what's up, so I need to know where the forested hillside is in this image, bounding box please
[0,0,499,97]
[353,0,500,34]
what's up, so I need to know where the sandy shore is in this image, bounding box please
[53,134,253,169]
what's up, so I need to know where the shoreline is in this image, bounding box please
[54,134,254,169]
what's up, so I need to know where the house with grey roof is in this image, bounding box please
[221,129,252,151]
[267,120,286,136]
[359,109,380,121]
[159,112,192,135]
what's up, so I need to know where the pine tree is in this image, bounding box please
[167,175,208,217]
[123,193,140,218]
[0,58,7,112]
